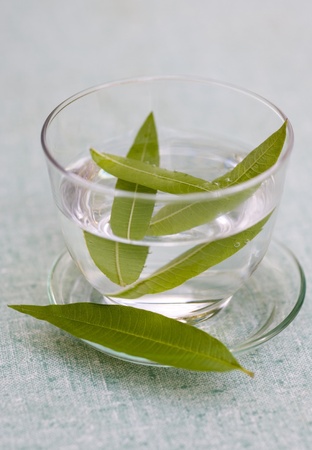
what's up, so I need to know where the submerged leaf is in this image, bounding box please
[85,113,159,285]
[83,233,147,286]
[148,191,250,236]
[112,213,271,298]
[8,303,253,375]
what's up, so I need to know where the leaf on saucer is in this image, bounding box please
[8,303,253,376]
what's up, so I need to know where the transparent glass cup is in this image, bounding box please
[41,76,294,325]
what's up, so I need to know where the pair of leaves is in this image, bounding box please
[9,303,253,376]
[91,120,286,236]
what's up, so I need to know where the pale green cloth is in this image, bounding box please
[1,1,311,449]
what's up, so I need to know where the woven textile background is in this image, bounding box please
[1,1,311,449]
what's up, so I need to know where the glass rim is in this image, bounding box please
[41,75,294,201]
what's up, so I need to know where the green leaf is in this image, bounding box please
[148,192,249,236]
[90,148,216,194]
[111,112,159,239]
[213,120,287,187]
[82,234,148,286]
[112,213,271,298]
[85,113,159,286]
[148,121,287,236]
[8,303,253,375]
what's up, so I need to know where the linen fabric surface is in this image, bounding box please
[1,1,311,449]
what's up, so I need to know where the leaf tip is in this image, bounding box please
[279,119,288,137]
[145,111,156,130]
[89,147,98,157]
[8,304,34,315]
[8,304,19,311]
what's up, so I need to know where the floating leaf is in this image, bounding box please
[8,303,253,375]
[85,113,159,286]
[90,148,216,194]
[112,213,271,298]
[148,121,287,236]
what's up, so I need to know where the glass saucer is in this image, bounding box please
[47,240,306,364]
